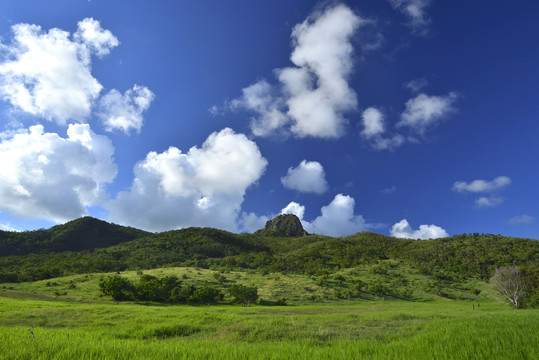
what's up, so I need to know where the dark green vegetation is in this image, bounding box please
[99,274,226,304]
[0,216,537,307]
[0,216,148,257]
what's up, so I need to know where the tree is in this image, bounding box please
[490,266,527,308]
[188,285,223,305]
[99,275,135,301]
[228,284,258,306]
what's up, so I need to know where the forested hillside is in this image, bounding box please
[0,217,536,289]
[0,216,148,256]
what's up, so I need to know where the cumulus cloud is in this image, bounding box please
[281,160,328,194]
[390,219,448,239]
[361,107,385,137]
[278,194,367,237]
[240,212,270,233]
[509,215,535,224]
[398,92,458,134]
[388,0,432,34]
[73,18,119,57]
[361,92,457,150]
[232,4,361,138]
[242,194,375,236]
[304,194,367,237]
[107,128,268,232]
[98,85,155,134]
[360,108,405,151]
[0,18,119,124]
[281,201,306,220]
[453,176,511,193]
[231,80,288,137]
[0,124,117,222]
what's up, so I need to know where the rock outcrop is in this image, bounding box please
[254,214,308,237]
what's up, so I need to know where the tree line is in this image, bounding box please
[98,274,265,306]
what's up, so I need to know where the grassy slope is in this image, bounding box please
[0,296,537,359]
[0,261,495,305]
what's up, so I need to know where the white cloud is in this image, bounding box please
[306,194,367,237]
[509,215,535,224]
[231,80,288,137]
[475,196,503,208]
[0,223,20,232]
[233,5,361,138]
[453,176,511,193]
[283,194,366,237]
[453,176,510,209]
[280,201,306,220]
[240,212,270,233]
[360,107,406,151]
[398,92,458,134]
[73,18,119,57]
[0,18,118,124]
[390,219,448,239]
[388,0,432,34]
[244,194,374,237]
[361,107,385,137]
[98,85,155,134]
[107,128,268,232]
[281,160,328,194]
[0,124,117,223]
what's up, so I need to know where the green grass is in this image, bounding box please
[0,266,536,359]
[0,296,537,359]
[0,262,492,305]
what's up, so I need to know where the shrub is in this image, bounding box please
[188,285,223,305]
[99,275,135,301]
[228,284,259,306]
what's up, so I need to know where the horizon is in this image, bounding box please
[2,214,537,241]
[0,1,537,240]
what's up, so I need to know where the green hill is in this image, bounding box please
[0,216,148,256]
[0,216,537,306]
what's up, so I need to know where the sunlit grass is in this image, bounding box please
[0,296,537,359]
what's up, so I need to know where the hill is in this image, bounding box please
[0,216,537,306]
[0,216,149,256]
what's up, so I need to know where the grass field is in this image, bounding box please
[0,287,537,359]
[0,263,494,305]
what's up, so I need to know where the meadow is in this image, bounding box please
[0,220,537,359]
[0,268,537,360]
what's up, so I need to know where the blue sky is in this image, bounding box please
[0,0,537,239]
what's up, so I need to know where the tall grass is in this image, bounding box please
[0,297,537,359]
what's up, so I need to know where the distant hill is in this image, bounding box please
[0,216,537,305]
[0,216,149,256]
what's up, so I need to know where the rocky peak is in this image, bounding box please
[255,214,308,237]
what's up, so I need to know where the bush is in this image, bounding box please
[188,285,223,304]
[228,284,258,306]
[99,275,134,301]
